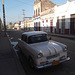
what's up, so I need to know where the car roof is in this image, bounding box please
[22,31,47,37]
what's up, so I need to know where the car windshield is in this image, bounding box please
[28,34,48,44]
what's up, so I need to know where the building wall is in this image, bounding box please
[33,0,75,35]
[34,2,41,18]
[41,9,54,32]
[21,22,24,29]
[24,19,34,31]
[33,0,56,31]
[41,0,56,12]
[14,23,21,30]
[54,0,75,35]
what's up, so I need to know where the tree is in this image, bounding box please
[9,22,14,29]
[9,22,12,25]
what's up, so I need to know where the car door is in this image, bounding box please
[21,35,29,57]
[21,34,34,58]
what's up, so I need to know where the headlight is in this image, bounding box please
[63,47,67,52]
[37,53,43,58]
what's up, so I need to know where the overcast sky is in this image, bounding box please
[0,0,72,24]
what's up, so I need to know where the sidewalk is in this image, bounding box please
[48,33,75,40]
[0,32,26,75]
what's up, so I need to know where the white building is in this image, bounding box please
[14,23,21,30]
[24,19,34,31]
[21,22,24,29]
[33,0,41,31]
[54,0,75,35]
[41,8,55,33]
[33,0,56,31]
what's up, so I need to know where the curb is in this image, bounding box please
[6,32,26,75]
[48,33,75,40]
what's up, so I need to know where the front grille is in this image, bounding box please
[46,54,60,59]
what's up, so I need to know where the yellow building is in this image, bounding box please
[24,19,34,31]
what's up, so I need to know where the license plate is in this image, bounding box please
[53,60,59,66]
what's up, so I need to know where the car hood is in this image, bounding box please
[30,41,63,56]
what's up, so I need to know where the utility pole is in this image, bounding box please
[2,0,6,32]
[0,18,2,32]
[22,9,25,31]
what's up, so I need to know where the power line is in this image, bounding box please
[22,9,25,21]
[20,0,35,4]
[5,0,34,10]
[22,9,26,31]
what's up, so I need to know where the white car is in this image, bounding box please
[18,31,70,69]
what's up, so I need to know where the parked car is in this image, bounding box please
[18,31,70,69]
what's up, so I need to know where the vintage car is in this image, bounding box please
[18,31,70,69]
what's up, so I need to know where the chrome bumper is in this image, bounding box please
[36,57,70,69]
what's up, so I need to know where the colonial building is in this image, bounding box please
[24,19,34,31]
[33,0,41,31]
[54,0,75,35]
[14,23,21,30]
[20,21,24,29]
[41,8,56,33]
[33,0,56,31]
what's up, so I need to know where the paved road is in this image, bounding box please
[7,31,75,75]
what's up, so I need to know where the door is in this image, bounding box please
[56,17,59,33]
[39,22,40,31]
[50,20,53,33]
[70,14,75,35]
[21,35,29,57]
[61,16,65,34]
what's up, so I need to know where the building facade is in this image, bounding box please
[41,8,55,33]
[14,23,21,30]
[54,0,75,35]
[33,0,41,31]
[33,0,56,31]
[20,21,24,30]
[24,19,34,31]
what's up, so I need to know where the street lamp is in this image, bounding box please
[2,0,6,32]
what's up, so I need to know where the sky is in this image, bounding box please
[0,0,72,25]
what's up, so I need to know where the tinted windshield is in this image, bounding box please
[28,34,48,44]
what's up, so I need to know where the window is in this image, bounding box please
[21,35,27,43]
[36,9,37,16]
[34,10,35,15]
[71,14,75,29]
[46,20,48,22]
[38,8,40,15]
[42,21,44,23]
[50,20,53,27]
[56,17,59,33]
[28,34,48,44]
[61,16,65,33]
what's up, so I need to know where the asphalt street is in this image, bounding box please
[7,30,75,75]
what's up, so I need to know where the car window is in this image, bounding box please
[28,34,48,44]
